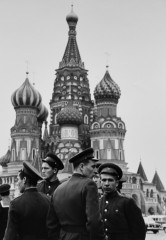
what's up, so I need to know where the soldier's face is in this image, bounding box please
[81,160,96,179]
[100,173,118,193]
[41,162,55,180]
[17,174,25,193]
[93,174,101,188]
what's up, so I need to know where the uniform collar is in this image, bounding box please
[104,190,119,199]
[24,187,37,192]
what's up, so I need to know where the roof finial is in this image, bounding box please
[25,60,29,76]
[32,72,36,86]
[104,52,110,71]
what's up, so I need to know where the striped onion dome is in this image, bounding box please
[94,70,121,104]
[37,102,48,122]
[57,104,82,126]
[11,74,42,108]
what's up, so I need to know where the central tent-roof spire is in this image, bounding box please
[59,5,84,69]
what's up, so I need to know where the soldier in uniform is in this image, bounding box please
[92,163,103,198]
[47,148,105,240]
[0,184,11,240]
[98,163,146,240]
[4,161,50,240]
[37,152,64,197]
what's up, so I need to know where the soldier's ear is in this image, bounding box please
[23,177,27,184]
[79,163,84,171]
[116,180,119,187]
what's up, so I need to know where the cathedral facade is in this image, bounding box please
[0,7,166,216]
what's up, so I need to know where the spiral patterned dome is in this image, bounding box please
[11,76,42,108]
[66,6,78,24]
[37,103,48,122]
[94,70,121,104]
[57,105,82,126]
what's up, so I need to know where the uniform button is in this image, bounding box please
[106,201,109,204]
[104,219,107,222]
[105,228,108,231]
[105,235,108,239]
[47,194,50,196]
[48,186,51,189]
[104,209,107,212]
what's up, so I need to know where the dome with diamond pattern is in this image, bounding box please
[94,70,121,104]
[57,104,82,125]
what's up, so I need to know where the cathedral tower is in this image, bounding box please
[49,7,94,158]
[10,72,48,163]
[90,67,127,171]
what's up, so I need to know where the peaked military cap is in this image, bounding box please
[23,161,42,181]
[42,152,64,170]
[69,148,98,165]
[0,184,10,194]
[98,163,123,180]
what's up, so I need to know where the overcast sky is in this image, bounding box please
[0,0,166,186]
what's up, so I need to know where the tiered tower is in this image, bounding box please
[48,7,94,159]
[10,72,48,165]
[91,67,127,171]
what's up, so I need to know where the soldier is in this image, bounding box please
[37,152,64,197]
[4,161,50,240]
[98,163,146,240]
[0,184,11,240]
[47,148,105,240]
[92,163,103,198]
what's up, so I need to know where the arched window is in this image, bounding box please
[150,189,153,198]
[32,149,36,160]
[12,149,16,161]
[95,150,99,159]
[119,150,122,160]
[21,148,26,161]
[146,189,149,198]
[107,149,111,160]
[54,114,57,124]
[84,114,89,124]
[132,177,137,184]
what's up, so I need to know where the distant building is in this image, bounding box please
[0,7,166,214]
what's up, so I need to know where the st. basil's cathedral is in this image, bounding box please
[0,7,166,216]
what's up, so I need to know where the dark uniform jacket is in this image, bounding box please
[3,188,50,240]
[0,202,9,240]
[37,178,60,197]
[100,191,146,240]
[47,173,105,240]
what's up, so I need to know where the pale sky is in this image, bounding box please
[0,0,166,186]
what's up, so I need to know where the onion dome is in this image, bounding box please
[94,70,121,104]
[11,73,42,108]
[57,104,82,126]
[37,103,48,122]
[66,5,78,25]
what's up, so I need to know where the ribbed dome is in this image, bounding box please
[57,105,82,126]
[66,6,78,24]
[11,77,42,108]
[94,70,121,104]
[37,103,48,122]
